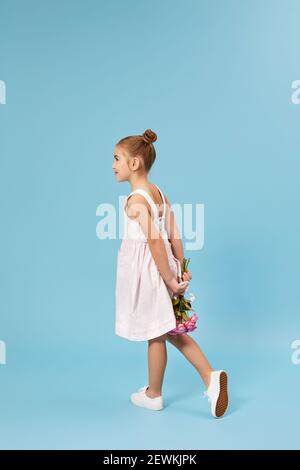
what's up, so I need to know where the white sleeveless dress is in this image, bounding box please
[115,184,182,341]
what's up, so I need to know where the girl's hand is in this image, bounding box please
[165,276,189,295]
[181,270,192,282]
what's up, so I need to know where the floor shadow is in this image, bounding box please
[224,394,249,417]
[164,390,249,418]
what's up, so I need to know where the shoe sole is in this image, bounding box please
[131,402,163,411]
[130,395,163,411]
[215,371,228,417]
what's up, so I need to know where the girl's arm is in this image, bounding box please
[126,194,189,295]
[164,193,192,283]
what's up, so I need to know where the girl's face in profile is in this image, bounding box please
[113,144,143,182]
[112,145,131,182]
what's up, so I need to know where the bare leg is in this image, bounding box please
[166,333,213,388]
[146,333,167,398]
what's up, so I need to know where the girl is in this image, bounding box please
[113,129,228,418]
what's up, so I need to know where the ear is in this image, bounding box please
[130,155,142,170]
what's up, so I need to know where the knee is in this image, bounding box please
[166,333,189,348]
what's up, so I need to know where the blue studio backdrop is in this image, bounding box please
[0,0,300,449]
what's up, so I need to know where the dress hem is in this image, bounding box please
[115,319,176,342]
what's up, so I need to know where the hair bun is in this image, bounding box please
[142,129,157,145]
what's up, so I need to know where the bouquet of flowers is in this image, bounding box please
[167,257,198,335]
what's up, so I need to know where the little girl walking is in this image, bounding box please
[113,129,228,418]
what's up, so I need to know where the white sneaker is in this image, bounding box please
[130,385,164,411]
[204,370,228,418]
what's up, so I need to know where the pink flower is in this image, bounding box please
[188,324,197,331]
[177,324,186,332]
[168,312,199,335]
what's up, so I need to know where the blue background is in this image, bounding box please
[1,0,300,450]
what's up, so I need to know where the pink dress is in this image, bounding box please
[115,184,182,341]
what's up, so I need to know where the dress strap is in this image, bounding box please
[124,185,166,220]
[124,189,159,219]
[154,184,166,219]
